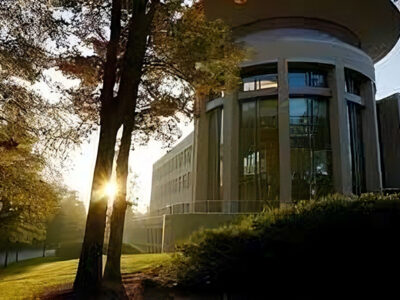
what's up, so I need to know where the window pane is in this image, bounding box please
[239,98,279,211]
[243,74,278,91]
[289,71,327,88]
[345,69,361,95]
[348,102,366,194]
[290,97,332,201]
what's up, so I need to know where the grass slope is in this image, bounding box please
[0,254,171,299]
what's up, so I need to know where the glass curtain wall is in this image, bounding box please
[207,108,223,211]
[348,102,366,194]
[239,98,279,211]
[290,97,333,201]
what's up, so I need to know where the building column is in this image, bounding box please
[192,94,209,212]
[278,58,291,204]
[361,81,383,192]
[328,61,352,194]
[223,92,240,212]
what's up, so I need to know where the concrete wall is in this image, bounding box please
[377,94,400,189]
[126,214,241,253]
[124,216,164,253]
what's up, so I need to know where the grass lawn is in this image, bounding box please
[0,254,171,300]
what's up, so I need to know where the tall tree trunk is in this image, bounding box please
[103,120,134,284]
[102,0,159,286]
[75,0,159,294]
[4,249,8,268]
[74,117,120,293]
[15,248,18,263]
[42,243,46,258]
[73,0,122,294]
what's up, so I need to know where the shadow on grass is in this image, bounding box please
[0,257,75,278]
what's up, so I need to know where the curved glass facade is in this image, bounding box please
[198,61,378,212]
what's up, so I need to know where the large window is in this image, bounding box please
[239,98,279,211]
[208,108,223,201]
[290,97,333,201]
[348,102,365,194]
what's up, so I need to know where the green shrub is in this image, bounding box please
[171,194,400,296]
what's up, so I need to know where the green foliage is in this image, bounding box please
[152,2,245,95]
[171,194,400,295]
[0,123,61,246]
[46,191,86,248]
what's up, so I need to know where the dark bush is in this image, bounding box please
[56,242,82,259]
[172,194,400,296]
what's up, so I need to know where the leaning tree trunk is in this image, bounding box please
[103,120,134,285]
[102,0,158,286]
[73,116,120,293]
[73,0,122,294]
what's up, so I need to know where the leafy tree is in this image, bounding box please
[0,1,91,156]
[2,0,243,293]
[0,0,89,267]
[104,1,244,289]
[0,122,61,267]
[40,0,243,293]
[46,190,86,248]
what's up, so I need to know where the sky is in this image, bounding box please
[62,122,193,213]
[61,2,400,214]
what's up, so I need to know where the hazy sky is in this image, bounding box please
[61,2,400,213]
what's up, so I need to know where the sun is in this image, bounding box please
[105,182,118,198]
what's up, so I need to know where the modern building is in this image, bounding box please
[150,133,194,215]
[377,94,400,190]
[134,0,400,252]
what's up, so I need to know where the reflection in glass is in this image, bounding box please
[290,97,332,201]
[345,69,361,95]
[239,98,279,211]
[208,108,223,202]
[289,71,327,88]
[243,74,278,91]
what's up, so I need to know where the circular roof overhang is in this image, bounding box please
[203,0,400,62]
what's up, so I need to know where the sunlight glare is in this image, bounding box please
[105,182,118,198]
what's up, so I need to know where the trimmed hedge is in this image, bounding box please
[171,194,400,296]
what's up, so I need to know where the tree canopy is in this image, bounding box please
[0,123,61,246]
